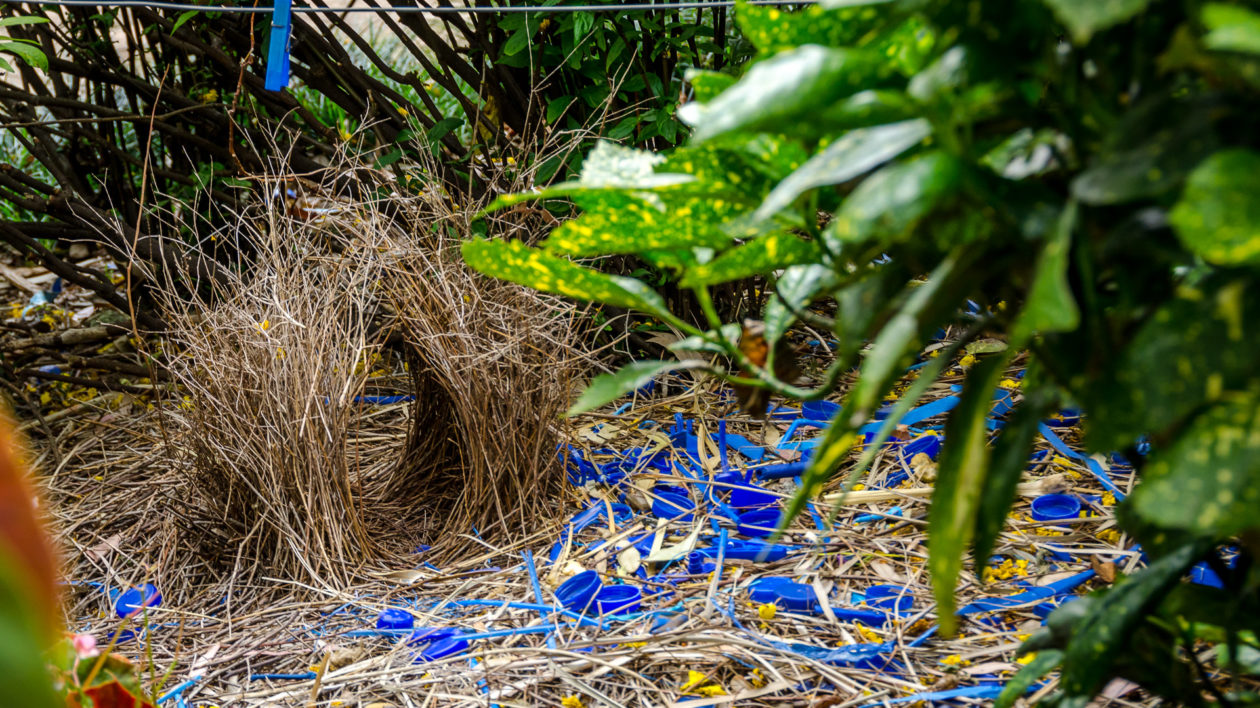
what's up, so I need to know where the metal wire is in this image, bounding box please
[0,0,816,14]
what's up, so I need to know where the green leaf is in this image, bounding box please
[1059,542,1206,699]
[1012,201,1079,341]
[1081,277,1260,451]
[764,264,839,346]
[996,650,1064,708]
[736,2,882,54]
[461,239,675,322]
[0,16,49,28]
[1072,97,1220,205]
[680,233,821,287]
[821,149,960,251]
[1040,0,1150,44]
[677,45,889,144]
[1169,149,1260,266]
[684,69,735,102]
[171,10,198,33]
[930,352,1009,636]
[0,40,47,70]
[816,90,918,130]
[1203,4,1260,55]
[973,375,1055,578]
[568,360,707,416]
[479,141,694,214]
[427,116,463,143]
[542,194,736,257]
[908,46,971,103]
[755,119,931,221]
[503,27,532,57]
[1128,390,1260,539]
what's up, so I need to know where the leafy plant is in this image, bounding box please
[465,0,1260,703]
[0,16,48,73]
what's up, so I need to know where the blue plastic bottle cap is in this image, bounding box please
[407,627,458,646]
[737,508,782,538]
[802,400,840,421]
[376,608,414,631]
[595,585,642,615]
[410,630,469,663]
[652,491,696,523]
[748,577,817,612]
[865,584,914,612]
[115,583,162,619]
[729,485,778,510]
[555,570,603,612]
[1031,494,1082,522]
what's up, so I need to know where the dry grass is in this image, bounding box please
[127,138,590,588]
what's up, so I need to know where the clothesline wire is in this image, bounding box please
[1,0,818,14]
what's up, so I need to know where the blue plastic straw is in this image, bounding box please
[157,678,199,704]
[521,550,557,651]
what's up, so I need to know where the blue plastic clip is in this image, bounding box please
[265,0,293,91]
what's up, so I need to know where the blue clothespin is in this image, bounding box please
[265,0,293,91]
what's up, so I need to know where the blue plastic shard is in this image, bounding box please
[857,683,1006,706]
[1038,424,1125,497]
[957,569,1095,615]
[755,460,809,480]
[719,431,765,461]
[265,0,293,91]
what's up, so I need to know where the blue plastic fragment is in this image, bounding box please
[264,0,292,91]
[729,484,778,510]
[375,608,414,631]
[249,672,317,681]
[700,539,791,563]
[737,508,781,538]
[857,684,1005,706]
[1038,424,1124,497]
[719,431,765,461]
[21,278,62,317]
[901,434,942,460]
[802,400,840,421]
[865,584,914,612]
[855,506,902,524]
[831,607,891,625]
[754,460,810,480]
[115,583,162,619]
[958,569,1095,615]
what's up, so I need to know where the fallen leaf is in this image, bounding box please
[86,534,123,563]
[1091,555,1117,583]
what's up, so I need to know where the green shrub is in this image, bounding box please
[465,0,1260,703]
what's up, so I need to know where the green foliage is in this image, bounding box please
[0,16,49,73]
[465,0,1260,703]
